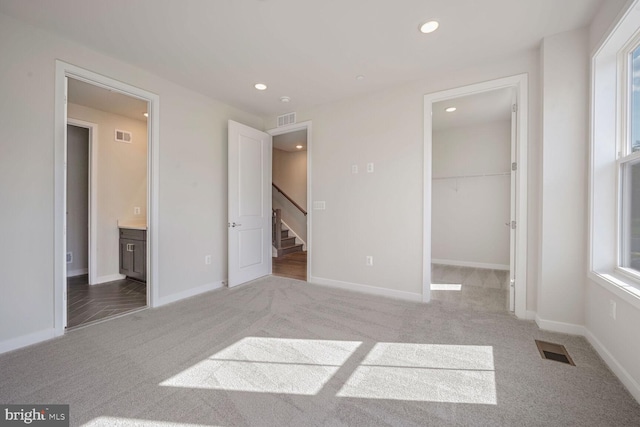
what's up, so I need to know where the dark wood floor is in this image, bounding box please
[272,251,307,281]
[67,275,147,329]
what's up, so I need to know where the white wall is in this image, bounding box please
[273,147,307,244]
[432,121,511,268]
[537,27,589,329]
[68,103,147,281]
[266,50,541,302]
[0,12,262,348]
[66,124,89,276]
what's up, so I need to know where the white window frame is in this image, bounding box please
[615,34,640,282]
[590,0,640,310]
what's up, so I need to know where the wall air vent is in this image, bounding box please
[115,129,132,144]
[277,112,296,127]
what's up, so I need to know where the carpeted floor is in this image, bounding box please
[1,276,639,426]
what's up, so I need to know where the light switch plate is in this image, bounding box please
[313,201,326,210]
[367,163,374,173]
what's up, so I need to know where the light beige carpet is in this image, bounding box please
[1,275,639,426]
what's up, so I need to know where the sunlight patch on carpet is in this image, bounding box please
[431,284,462,291]
[160,337,361,395]
[337,343,497,404]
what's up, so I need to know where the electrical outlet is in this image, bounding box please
[205,255,212,265]
[366,256,373,266]
[134,207,141,215]
[609,300,616,320]
[351,164,358,174]
[367,162,374,173]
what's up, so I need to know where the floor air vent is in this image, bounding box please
[535,340,575,366]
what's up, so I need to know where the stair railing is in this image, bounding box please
[272,209,282,250]
[272,183,307,216]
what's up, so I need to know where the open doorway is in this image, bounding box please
[270,128,308,281]
[423,74,528,318]
[65,78,149,328]
[430,87,514,312]
[54,60,160,336]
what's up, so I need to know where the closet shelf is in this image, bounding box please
[433,172,510,180]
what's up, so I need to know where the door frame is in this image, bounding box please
[54,61,160,334]
[66,118,98,286]
[267,121,313,281]
[423,74,528,319]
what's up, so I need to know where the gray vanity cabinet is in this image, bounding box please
[119,228,147,282]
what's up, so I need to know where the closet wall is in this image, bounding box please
[432,120,511,269]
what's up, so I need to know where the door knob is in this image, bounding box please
[230,222,242,228]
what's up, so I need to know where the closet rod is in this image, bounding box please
[432,172,510,180]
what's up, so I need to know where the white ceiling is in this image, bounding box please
[0,0,604,117]
[433,87,513,131]
[273,129,307,152]
[68,78,148,121]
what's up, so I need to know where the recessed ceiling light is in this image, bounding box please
[143,112,148,117]
[419,20,440,34]
[296,145,303,149]
[254,83,267,91]
[356,75,365,81]
[280,96,291,103]
[445,107,457,113]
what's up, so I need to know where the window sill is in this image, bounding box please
[589,271,640,311]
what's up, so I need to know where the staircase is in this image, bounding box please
[272,209,304,256]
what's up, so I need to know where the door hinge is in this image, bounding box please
[512,104,518,112]
[511,220,517,230]
[512,162,517,171]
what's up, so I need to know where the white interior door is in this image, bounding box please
[509,97,517,312]
[228,120,272,287]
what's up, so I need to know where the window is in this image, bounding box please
[590,0,640,306]
[619,41,640,277]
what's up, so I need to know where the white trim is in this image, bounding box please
[585,328,640,403]
[67,268,88,277]
[0,328,56,355]
[309,276,422,302]
[155,281,225,307]
[431,259,509,271]
[67,117,99,286]
[281,219,306,250]
[423,74,528,319]
[267,121,313,280]
[55,60,160,338]
[93,274,127,285]
[534,315,586,336]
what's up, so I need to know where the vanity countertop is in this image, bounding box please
[117,220,147,230]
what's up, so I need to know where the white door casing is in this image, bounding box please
[509,93,518,312]
[228,120,273,287]
[423,74,528,319]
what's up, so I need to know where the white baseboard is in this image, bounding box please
[67,268,88,277]
[309,276,422,302]
[585,329,640,403]
[93,274,126,285]
[534,314,586,336]
[156,281,225,307]
[432,259,509,271]
[0,328,56,355]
